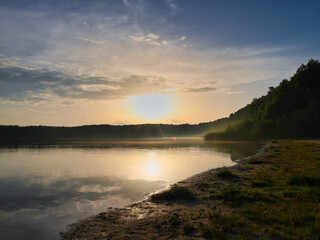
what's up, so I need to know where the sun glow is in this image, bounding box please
[130,94,172,121]
[146,160,158,175]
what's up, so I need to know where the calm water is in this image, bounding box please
[0,139,261,240]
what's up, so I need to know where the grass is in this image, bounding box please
[217,186,271,207]
[216,167,238,179]
[248,159,265,164]
[151,141,320,239]
[201,141,320,239]
[287,174,320,186]
[182,222,194,235]
[168,213,180,227]
[251,168,274,187]
[203,212,246,239]
[150,185,196,202]
[251,180,270,187]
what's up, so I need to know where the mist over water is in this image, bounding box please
[0,139,260,240]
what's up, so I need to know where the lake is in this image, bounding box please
[0,138,261,240]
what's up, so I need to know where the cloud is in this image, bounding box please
[147,33,159,39]
[165,0,181,13]
[0,64,169,102]
[182,43,192,48]
[215,88,246,95]
[118,75,168,95]
[0,1,298,103]
[122,0,144,12]
[129,33,168,46]
[186,87,217,93]
[76,37,104,45]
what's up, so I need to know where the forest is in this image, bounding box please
[205,59,320,140]
[0,122,218,144]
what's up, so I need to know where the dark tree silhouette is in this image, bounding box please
[205,59,320,140]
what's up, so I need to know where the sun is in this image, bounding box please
[130,94,172,121]
[146,160,158,175]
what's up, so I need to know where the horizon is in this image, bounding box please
[1,0,320,126]
[0,120,215,127]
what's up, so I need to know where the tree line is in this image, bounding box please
[205,59,320,140]
[0,122,218,145]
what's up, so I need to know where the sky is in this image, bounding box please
[0,0,319,126]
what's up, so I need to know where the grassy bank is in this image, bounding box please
[62,140,320,239]
[198,140,320,239]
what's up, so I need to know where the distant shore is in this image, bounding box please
[61,140,320,240]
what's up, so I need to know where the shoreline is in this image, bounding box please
[61,140,320,239]
[61,141,269,239]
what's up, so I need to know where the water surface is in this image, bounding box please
[0,139,260,240]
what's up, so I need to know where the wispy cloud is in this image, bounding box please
[0,64,169,103]
[122,0,144,12]
[215,88,246,95]
[147,33,159,39]
[0,1,296,93]
[129,33,168,46]
[165,0,181,13]
[186,87,216,93]
[0,1,299,103]
[76,37,104,45]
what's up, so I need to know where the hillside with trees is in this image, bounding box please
[205,59,320,140]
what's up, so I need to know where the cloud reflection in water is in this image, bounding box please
[0,175,166,240]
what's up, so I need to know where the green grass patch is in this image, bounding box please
[196,182,210,191]
[287,174,320,186]
[218,185,271,207]
[251,180,271,187]
[168,213,180,227]
[248,159,265,164]
[283,186,320,200]
[216,167,238,179]
[151,185,196,202]
[182,222,195,235]
[156,141,320,239]
[202,212,246,239]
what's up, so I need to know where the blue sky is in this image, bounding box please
[177,1,320,48]
[0,0,319,125]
